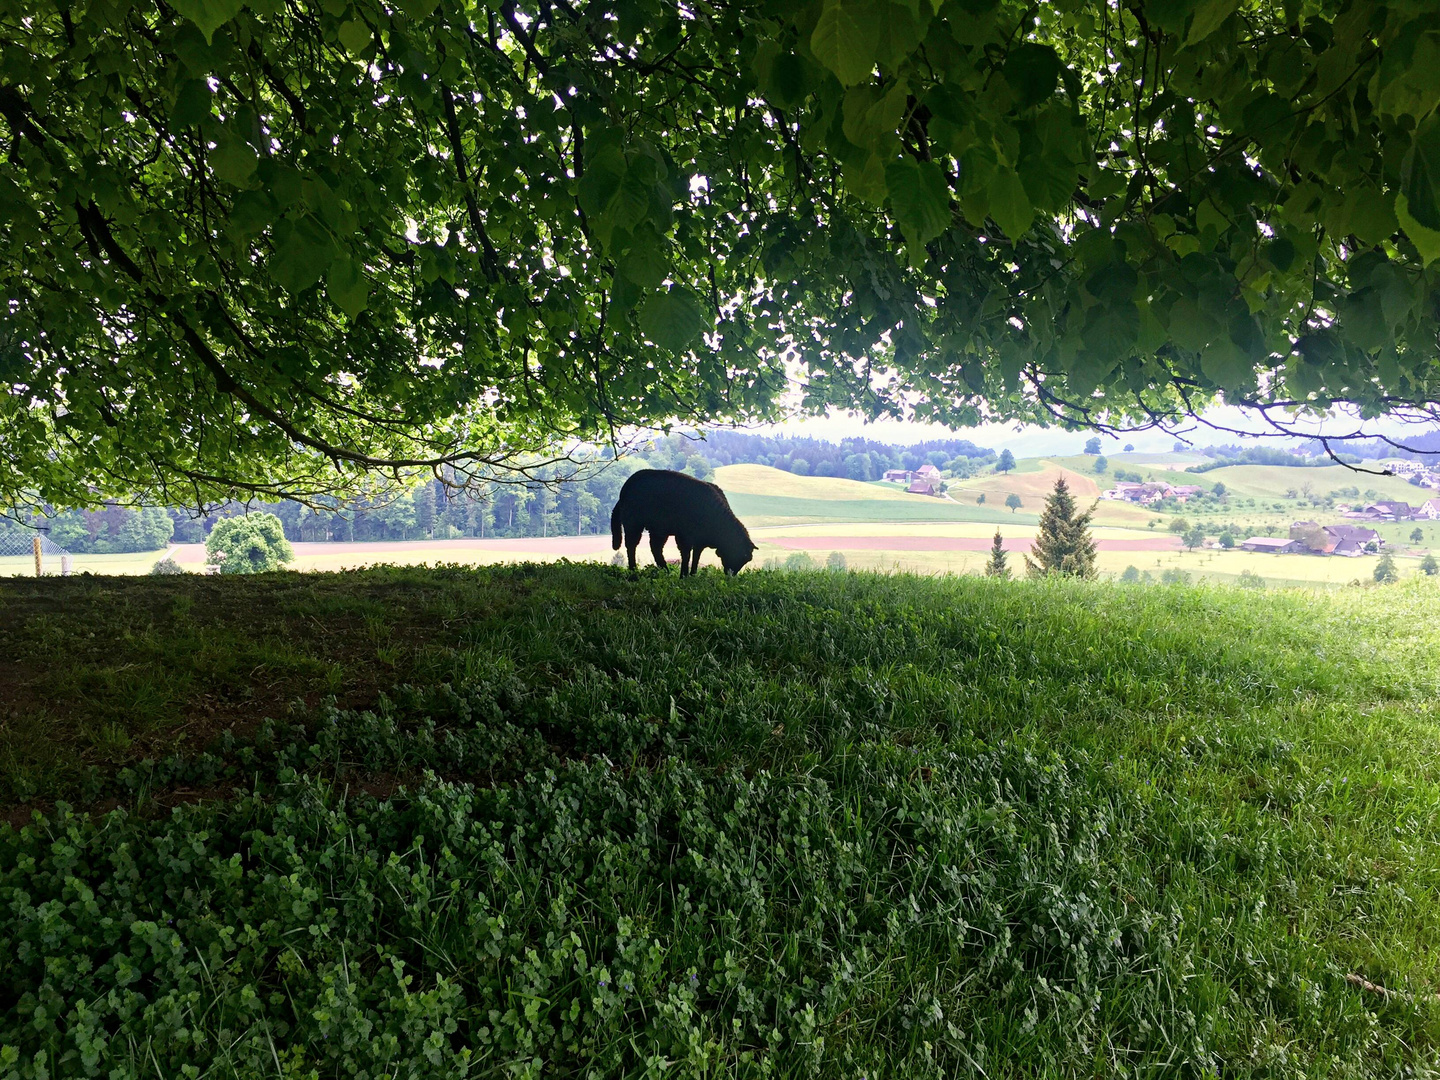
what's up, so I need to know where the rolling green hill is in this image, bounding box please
[1,567,1437,1076]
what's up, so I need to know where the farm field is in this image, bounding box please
[2,566,1438,1076]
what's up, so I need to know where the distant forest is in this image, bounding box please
[3,431,1002,550]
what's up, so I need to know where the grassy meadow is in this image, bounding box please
[2,565,1440,1077]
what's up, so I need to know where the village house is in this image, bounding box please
[906,477,941,496]
[1240,537,1304,554]
[1421,498,1440,520]
[885,463,945,487]
[1365,501,1411,521]
[1101,480,1205,504]
[1289,521,1382,556]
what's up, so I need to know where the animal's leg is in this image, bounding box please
[649,532,669,570]
[688,546,702,576]
[676,537,691,577]
[624,525,640,572]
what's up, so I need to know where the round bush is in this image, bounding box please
[206,512,294,574]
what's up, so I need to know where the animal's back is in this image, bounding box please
[612,469,741,538]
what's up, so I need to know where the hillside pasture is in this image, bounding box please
[1194,463,1423,501]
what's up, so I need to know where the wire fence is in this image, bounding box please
[0,531,75,575]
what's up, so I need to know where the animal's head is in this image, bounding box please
[719,539,757,576]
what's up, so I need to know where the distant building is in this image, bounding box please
[1240,537,1304,554]
[906,479,939,496]
[1421,498,1440,520]
[915,463,943,480]
[1289,521,1382,556]
[883,469,910,483]
[1360,501,1414,521]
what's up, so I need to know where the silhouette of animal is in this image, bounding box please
[610,469,757,576]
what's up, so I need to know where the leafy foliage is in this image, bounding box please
[6,0,1440,506]
[205,512,293,573]
[1025,477,1097,578]
[1373,552,1400,583]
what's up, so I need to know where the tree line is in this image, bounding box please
[2,433,1007,549]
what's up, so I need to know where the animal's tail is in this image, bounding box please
[610,500,623,550]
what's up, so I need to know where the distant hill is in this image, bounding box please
[1297,430,1440,461]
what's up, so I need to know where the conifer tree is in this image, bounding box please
[985,530,1010,580]
[1025,478,1097,579]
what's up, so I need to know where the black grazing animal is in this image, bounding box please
[611,469,757,576]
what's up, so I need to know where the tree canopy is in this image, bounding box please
[4,0,1440,506]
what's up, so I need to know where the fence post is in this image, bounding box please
[62,554,72,576]
[33,534,42,577]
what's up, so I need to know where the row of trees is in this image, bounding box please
[697,431,996,481]
[0,505,174,553]
[3,432,1022,550]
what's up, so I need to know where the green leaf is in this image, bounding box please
[1004,44,1061,110]
[170,0,244,44]
[843,80,908,151]
[170,80,212,128]
[618,228,670,289]
[339,20,372,55]
[988,167,1034,239]
[1167,297,1217,352]
[606,167,653,234]
[811,0,876,87]
[269,216,336,294]
[639,288,708,352]
[1081,301,1139,356]
[210,137,258,187]
[885,158,951,246]
[1396,191,1440,266]
[1401,113,1440,234]
[1343,186,1398,246]
[1375,26,1440,120]
[227,190,276,240]
[842,152,889,205]
[1143,0,1196,35]
[325,257,368,318]
[1184,0,1238,46]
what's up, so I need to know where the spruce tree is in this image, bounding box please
[1025,477,1098,579]
[985,530,1010,579]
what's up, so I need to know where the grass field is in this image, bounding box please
[0,550,163,577]
[2,566,1438,1076]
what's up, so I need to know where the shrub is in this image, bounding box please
[1120,565,1140,583]
[206,512,294,574]
[1373,553,1399,584]
[826,551,847,572]
[1421,554,1438,576]
[149,557,185,575]
[1236,570,1266,589]
[1160,568,1192,585]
